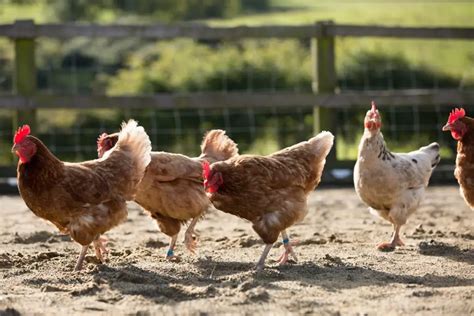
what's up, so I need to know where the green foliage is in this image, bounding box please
[4,0,37,4]
[338,51,461,90]
[106,39,312,94]
[0,0,470,165]
[46,0,269,22]
[105,39,466,95]
[0,39,13,92]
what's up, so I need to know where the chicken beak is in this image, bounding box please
[371,101,377,113]
[11,144,19,154]
[442,123,451,131]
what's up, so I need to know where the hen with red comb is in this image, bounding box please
[354,101,440,251]
[203,130,334,271]
[95,129,238,260]
[442,107,474,212]
[443,107,468,141]
[13,119,152,271]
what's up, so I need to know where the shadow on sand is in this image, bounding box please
[417,240,474,265]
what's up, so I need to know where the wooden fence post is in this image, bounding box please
[312,20,337,163]
[13,19,37,133]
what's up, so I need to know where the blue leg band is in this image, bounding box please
[166,249,174,257]
[283,238,289,245]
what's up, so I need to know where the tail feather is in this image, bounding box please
[200,129,238,163]
[103,120,152,198]
[308,131,335,159]
[272,130,334,163]
[115,120,152,176]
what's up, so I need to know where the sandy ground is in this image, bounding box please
[0,186,472,315]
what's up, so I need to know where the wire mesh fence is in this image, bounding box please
[0,104,458,167]
[0,36,471,166]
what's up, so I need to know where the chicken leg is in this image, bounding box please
[277,230,298,264]
[75,235,108,271]
[255,243,274,272]
[166,234,178,260]
[74,245,89,271]
[93,235,109,263]
[184,217,199,254]
[377,224,405,251]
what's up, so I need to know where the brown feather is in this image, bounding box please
[97,129,238,238]
[454,116,474,210]
[200,129,238,163]
[17,120,151,247]
[208,132,334,244]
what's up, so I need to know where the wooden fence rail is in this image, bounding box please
[0,19,473,171]
[1,90,472,110]
[1,21,473,39]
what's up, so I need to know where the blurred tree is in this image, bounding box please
[339,51,459,90]
[5,0,38,3]
[45,0,268,22]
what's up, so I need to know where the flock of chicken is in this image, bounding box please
[11,102,471,271]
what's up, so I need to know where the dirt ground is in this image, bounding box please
[0,186,472,315]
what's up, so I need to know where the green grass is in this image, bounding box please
[208,1,474,27]
[0,1,470,164]
[1,1,472,79]
[206,1,474,81]
[0,1,50,24]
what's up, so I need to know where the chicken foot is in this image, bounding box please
[93,235,109,263]
[255,243,274,272]
[277,230,298,265]
[184,217,199,254]
[74,235,109,271]
[377,224,405,251]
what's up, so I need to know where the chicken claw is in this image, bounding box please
[377,242,396,251]
[277,239,298,265]
[184,234,198,254]
[184,217,200,254]
[377,225,405,252]
[93,236,109,263]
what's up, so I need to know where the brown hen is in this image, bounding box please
[443,108,474,210]
[203,131,334,270]
[97,130,238,259]
[12,121,151,270]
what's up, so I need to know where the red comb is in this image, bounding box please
[202,160,210,180]
[97,132,108,145]
[371,101,377,112]
[13,125,30,144]
[448,108,465,124]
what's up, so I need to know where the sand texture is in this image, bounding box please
[0,186,473,315]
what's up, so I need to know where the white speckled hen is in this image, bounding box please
[354,102,440,251]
